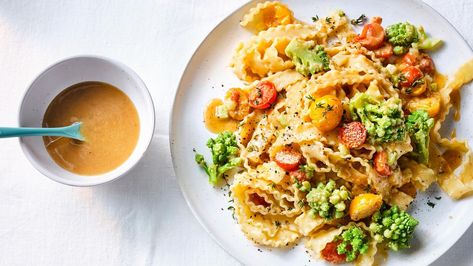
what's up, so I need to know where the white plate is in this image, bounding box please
[170,1,473,265]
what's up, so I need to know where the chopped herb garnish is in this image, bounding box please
[297,200,305,208]
[312,15,319,22]
[227,206,236,219]
[435,196,442,200]
[321,104,334,118]
[275,221,281,227]
[427,201,436,208]
[306,95,316,101]
[411,78,425,88]
[351,14,367,25]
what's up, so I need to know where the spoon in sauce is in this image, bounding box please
[0,122,84,141]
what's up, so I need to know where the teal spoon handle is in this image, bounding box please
[0,122,84,141]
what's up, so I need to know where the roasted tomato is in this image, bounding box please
[402,52,417,66]
[290,170,308,182]
[406,94,441,117]
[274,148,302,171]
[400,66,423,88]
[402,52,436,75]
[309,95,344,132]
[249,81,278,109]
[224,88,251,120]
[321,240,346,264]
[374,43,393,59]
[373,151,392,176]
[354,19,385,50]
[339,122,367,149]
[418,54,435,74]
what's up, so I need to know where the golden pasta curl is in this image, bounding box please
[240,1,297,34]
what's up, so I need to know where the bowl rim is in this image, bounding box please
[18,55,155,187]
[168,0,473,265]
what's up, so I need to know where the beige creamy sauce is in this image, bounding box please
[43,81,140,175]
[204,98,239,133]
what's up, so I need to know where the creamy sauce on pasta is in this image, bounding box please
[43,81,139,175]
[204,99,239,133]
[451,89,461,121]
[434,73,447,90]
[443,149,464,173]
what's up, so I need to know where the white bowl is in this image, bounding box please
[19,56,155,186]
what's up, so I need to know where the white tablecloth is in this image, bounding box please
[0,0,471,265]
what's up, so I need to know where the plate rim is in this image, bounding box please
[169,0,473,265]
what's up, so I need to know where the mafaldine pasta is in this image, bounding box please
[195,1,473,265]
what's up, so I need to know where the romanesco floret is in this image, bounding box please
[349,93,406,144]
[413,26,443,51]
[285,39,330,76]
[386,22,418,51]
[306,179,351,219]
[386,22,442,53]
[369,205,419,251]
[406,110,434,164]
[336,225,370,262]
[195,131,242,185]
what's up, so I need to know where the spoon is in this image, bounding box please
[0,122,84,141]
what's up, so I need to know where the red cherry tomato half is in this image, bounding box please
[374,43,393,59]
[402,52,417,66]
[321,241,346,264]
[354,22,385,50]
[290,170,308,182]
[249,81,278,109]
[373,151,392,176]
[402,53,436,75]
[274,149,302,171]
[418,54,436,74]
[400,66,423,88]
[339,122,367,149]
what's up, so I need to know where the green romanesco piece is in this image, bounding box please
[195,131,242,185]
[306,179,351,219]
[386,22,419,48]
[285,39,330,76]
[386,22,442,53]
[406,110,434,164]
[413,26,443,51]
[336,225,370,262]
[369,205,419,251]
[349,93,406,144]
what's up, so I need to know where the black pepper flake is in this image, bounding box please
[427,201,436,208]
[435,196,442,200]
[257,248,263,253]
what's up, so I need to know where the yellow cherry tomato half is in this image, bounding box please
[309,95,343,132]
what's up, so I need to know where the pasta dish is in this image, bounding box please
[194,1,473,264]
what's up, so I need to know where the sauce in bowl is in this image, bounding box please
[43,81,140,175]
